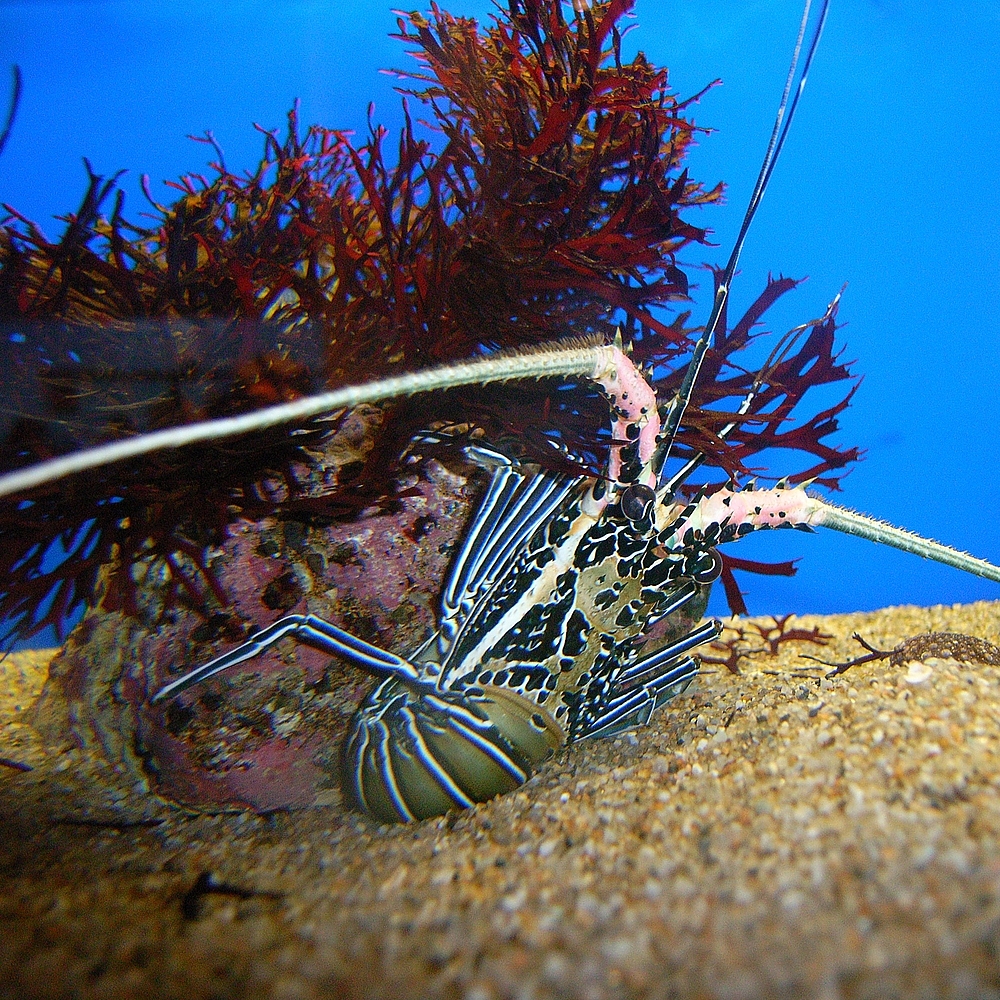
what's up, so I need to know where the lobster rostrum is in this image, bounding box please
[150,0,1000,823]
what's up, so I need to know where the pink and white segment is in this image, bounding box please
[588,340,661,494]
[587,338,1000,586]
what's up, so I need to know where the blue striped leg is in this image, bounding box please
[153,613,424,703]
[578,618,723,740]
[616,616,723,687]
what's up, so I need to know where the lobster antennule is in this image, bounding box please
[654,0,831,483]
[657,289,844,499]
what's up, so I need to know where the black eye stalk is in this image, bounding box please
[692,549,724,585]
[620,483,656,525]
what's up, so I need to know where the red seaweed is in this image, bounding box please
[0,0,857,645]
[702,614,833,675]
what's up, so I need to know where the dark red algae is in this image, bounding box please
[5,1,857,811]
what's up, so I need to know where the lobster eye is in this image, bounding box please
[620,483,656,523]
[693,549,724,584]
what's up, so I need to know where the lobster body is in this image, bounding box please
[338,461,720,822]
[424,476,716,734]
[154,435,727,823]
[342,680,565,823]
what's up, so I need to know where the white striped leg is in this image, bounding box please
[617,617,723,686]
[577,658,697,740]
[153,613,423,703]
[441,459,575,641]
[578,618,722,740]
[654,1,830,469]
[636,578,700,634]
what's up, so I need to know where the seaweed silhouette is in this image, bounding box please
[0,0,857,644]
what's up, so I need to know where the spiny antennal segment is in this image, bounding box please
[811,500,1000,584]
[675,485,1000,585]
[655,0,831,484]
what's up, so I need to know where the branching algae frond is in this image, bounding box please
[0,1,859,644]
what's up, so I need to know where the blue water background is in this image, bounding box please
[1,0,998,622]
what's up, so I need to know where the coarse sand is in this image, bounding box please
[4,602,1000,1000]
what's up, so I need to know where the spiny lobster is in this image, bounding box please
[145,0,1000,823]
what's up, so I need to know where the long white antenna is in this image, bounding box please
[655,0,831,483]
[812,499,1000,584]
[0,341,618,499]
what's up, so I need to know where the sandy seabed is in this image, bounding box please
[4,602,1000,1000]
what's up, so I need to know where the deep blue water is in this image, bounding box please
[1,0,998,619]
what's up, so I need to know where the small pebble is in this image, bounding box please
[904,660,934,685]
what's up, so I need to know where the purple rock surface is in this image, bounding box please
[32,440,481,814]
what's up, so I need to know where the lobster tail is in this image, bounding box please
[342,679,564,824]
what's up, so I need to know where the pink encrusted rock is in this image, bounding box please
[31,445,482,814]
